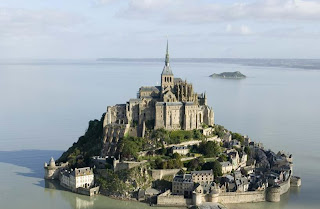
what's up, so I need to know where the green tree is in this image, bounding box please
[121,140,139,159]
[202,161,222,177]
[218,154,228,162]
[155,157,163,168]
[199,141,221,157]
[214,125,226,138]
[193,129,203,139]
[172,153,181,160]
[187,158,204,171]
[232,132,244,144]
[244,146,251,155]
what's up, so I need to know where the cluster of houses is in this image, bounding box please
[166,132,293,202]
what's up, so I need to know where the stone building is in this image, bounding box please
[60,167,94,191]
[102,41,214,156]
[172,174,194,197]
[220,161,233,174]
[191,170,214,184]
[172,146,189,155]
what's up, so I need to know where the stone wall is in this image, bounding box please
[290,176,301,187]
[114,160,147,172]
[151,169,180,180]
[279,177,291,195]
[157,191,192,206]
[101,124,129,157]
[218,191,266,204]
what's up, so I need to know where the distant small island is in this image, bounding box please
[210,71,246,79]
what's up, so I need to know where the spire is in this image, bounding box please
[165,39,169,66]
[161,39,173,75]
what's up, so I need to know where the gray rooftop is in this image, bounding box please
[71,167,93,177]
[173,174,193,183]
[174,78,183,83]
[139,86,161,92]
[172,146,188,150]
[162,65,173,75]
[129,98,141,103]
[185,102,196,106]
[166,102,183,106]
[191,170,213,176]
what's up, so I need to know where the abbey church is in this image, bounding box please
[103,41,214,139]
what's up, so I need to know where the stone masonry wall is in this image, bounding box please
[218,191,266,204]
[151,169,181,180]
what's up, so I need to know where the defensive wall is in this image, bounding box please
[113,160,147,172]
[218,190,265,204]
[157,176,294,206]
[157,190,192,206]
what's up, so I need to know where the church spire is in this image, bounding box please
[165,39,169,66]
[161,39,173,76]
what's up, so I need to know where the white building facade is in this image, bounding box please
[60,167,94,191]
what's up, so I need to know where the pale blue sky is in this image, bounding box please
[1,0,320,59]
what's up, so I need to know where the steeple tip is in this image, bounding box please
[165,39,169,66]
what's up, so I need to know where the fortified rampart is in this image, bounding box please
[113,160,147,172]
[218,190,266,204]
[157,190,192,206]
[157,176,294,206]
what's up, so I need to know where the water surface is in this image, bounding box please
[0,59,319,209]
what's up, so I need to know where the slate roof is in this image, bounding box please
[191,170,213,176]
[174,78,183,83]
[71,167,93,177]
[162,65,173,75]
[173,174,193,183]
[172,146,188,150]
[139,86,161,92]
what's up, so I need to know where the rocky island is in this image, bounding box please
[210,71,246,79]
[44,42,301,208]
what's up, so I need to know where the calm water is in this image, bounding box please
[0,59,319,209]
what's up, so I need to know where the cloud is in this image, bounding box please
[225,24,253,36]
[118,0,320,23]
[0,8,85,37]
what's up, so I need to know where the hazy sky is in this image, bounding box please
[1,0,320,59]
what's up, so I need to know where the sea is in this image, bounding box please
[0,58,319,209]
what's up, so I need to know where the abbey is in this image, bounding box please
[103,41,214,138]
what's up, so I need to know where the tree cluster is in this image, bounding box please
[57,113,105,168]
[187,157,222,177]
[198,141,221,157]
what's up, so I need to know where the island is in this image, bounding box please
[44,42,300,208]
[209,71,246,79]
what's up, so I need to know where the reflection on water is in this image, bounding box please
[45,181,96,209]
[0,150,178,209]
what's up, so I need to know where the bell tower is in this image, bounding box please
[161,40,174,91]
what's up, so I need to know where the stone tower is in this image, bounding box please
[161,40,174,91]
[44,157,58,179]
